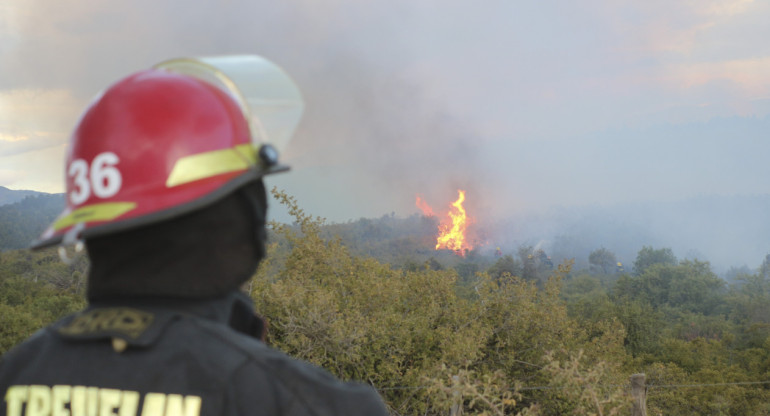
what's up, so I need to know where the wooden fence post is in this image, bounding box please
[630,373,647,416]
[450,375,462,416]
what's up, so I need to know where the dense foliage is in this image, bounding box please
[0,193,64,250]
[0,248,87,353]
[1,190,769,414]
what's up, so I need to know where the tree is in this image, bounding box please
[612,298,663,356]
[517,245,552,283]
[588,247,617,274]
[759,253,770,278]
[632,246,676,276]
[252,189,631,415]
[487,254,520,281]
[726,272,770,348]
[615,260,725,315]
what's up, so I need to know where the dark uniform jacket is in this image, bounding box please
[0,292,389,416]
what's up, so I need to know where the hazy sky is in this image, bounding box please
[2,0,769,225]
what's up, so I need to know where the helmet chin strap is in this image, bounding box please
[58,223,85,265]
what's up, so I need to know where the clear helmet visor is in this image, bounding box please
[154,55,304,154]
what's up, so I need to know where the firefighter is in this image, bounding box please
[535,249,553,270]
[0,56,388,416]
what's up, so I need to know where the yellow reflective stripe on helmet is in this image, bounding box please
[165,144,256,187]
[53,202,137,231]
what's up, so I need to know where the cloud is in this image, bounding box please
[0,134,29,142]
[699,0,755,16]
[672,57,770,94]
[0,134,61,158]
[592,0,759,59]
[0,88,80,157]
[0,142,65,192]
[0,168,24,186]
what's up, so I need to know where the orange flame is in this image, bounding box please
[415,195,435,217]
[416,190,473,255]
[436,190,471,253]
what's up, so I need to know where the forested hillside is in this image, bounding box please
[0,193,65,250]
[1,190,769,414]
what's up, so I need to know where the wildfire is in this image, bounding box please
[415,195,435,217]
[416,190,473,255]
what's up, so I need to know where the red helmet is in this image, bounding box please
[33,55,303,249]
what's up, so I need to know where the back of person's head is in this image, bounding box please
[86,180,267,301]
[31,56,303,301]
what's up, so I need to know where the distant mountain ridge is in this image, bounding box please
[0,186,50,206]
[1,188,769,273]
[0,192,65,250]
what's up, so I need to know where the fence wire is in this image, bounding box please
[375,380,770,393]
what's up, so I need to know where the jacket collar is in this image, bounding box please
[57,291,266,348]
